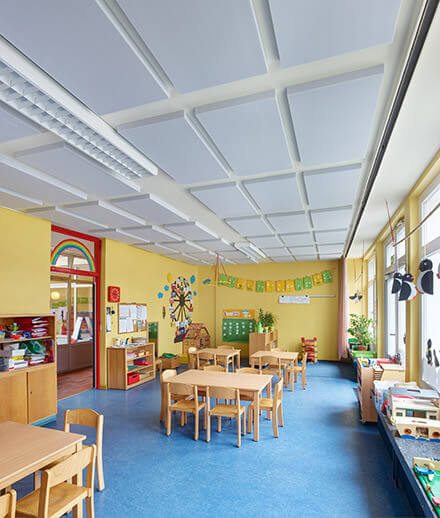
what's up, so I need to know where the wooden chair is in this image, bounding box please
[238,367,260,374]
[248,379,284,437]
[16,445,96,518]
[0,490,16,518]
[258,355,283,382]
[215,345,234,371]
[160,369,178,423]
[187,347,197,370]
[291,352,307,389]
[206,387,246,447]
[203,365,226,372]
[196,351,215,370]
[166,383,206,441]
[64,408,105,492]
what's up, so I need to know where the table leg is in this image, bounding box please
[294,357,298,383]
[72,443,83,518]
[253,391,259,442]
[236,352,240,371]
[290,363,294,392]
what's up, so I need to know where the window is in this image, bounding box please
[420,178,440,389]
[384,224,406,359]
[367,256,376,345]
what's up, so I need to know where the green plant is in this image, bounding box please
[347,314,374,349]
[258,308,277,329]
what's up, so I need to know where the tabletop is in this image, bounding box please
[194,348,239,356]
[166,369,271,392]
[0,421,85,490]
[250,350,299,360]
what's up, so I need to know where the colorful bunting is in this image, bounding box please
[256,281,265,293]
[236,278,245,290]
[313,273,323,286]
[286,280,295,291]
[303,276,313,289]
[265,281,275,292]
[276,280,285,292]
[246,280,255,291]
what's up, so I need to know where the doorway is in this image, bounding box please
[50,226,101,399]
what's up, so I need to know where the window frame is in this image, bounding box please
[367,255,377,346]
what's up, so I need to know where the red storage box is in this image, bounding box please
[127,372,139,385]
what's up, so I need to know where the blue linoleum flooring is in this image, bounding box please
[16,361,413,517]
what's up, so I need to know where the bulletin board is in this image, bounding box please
[222,318,256,342]
[118,303,147,334]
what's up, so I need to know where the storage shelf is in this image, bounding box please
[126,375,155,388]
[108,341,156,390]
[127,365,153,373]
[0,361,55,379]
[0,335,52,344]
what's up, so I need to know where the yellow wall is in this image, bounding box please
[363,148,440,383]
[0,207,50,315]
[198,260,340,360]
[99,239,202,387]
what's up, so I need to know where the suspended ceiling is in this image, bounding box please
[0,0,426,265]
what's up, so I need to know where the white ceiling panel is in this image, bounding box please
[188,251,217,262]
[249,235,283,248]
[315,230,348,244]
[111,194,188,225]
[311,207,352,230]
[135,243,179,255]
[0,103,40,142]
[231,258,254,264]
[304,166,362,209]
[288,246,316,255]
[162,241,205,253]
[165,222,217,241]
[270,256,295,263]
[263,247,292,257]
[25,206,107,232]
[88,228,144,245]
[120,115,226,184]
[122,225,181,243]
[191,183,255,218]
[269,0,400,68]
[289,72,383,165]
[280,232,314,247]
[218,250,248,260]
[318,244,345,254]
[66,201,145,228]
[117,0,266,92]
[225,216,269,237]
[294,255,318,262]
[197,95,291,175]
[320,254,341,260]
[266,212,309,234]
[0,187,41,210]
[243,174,303,213]
[0,162,84,204]
[18,144,138,198]
[193,239,235,252]
[0,1,164,113]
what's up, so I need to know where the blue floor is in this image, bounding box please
[15,362,413,517]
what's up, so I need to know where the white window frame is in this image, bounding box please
[367,256,376,347]
[420,175,440,388]
[384,223,406,359]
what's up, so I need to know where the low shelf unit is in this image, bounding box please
[248,330,278,357]
[107,342,156,390]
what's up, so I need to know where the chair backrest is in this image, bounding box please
[203,365,225,372]
[187,348,197,369]
[0,490,16,518]
[161,369,177,382]
[64,408,102,432]
[260,355,281,369]
[238,367,259,374]
[167,382,195,397]
[273,379,283,404]
[302,353,307,370]
[198,351,214,360]
[218,345,232,350]
[207,386,239,402]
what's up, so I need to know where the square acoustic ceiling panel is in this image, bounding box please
[88,228,142,245]
[193,239,235,252]
[119,115,227,184]
[288,245,316,255]
[111,194,188,225]
[288,71,384,166]
[122,226,181,243]
[18,144,139,198]
[311,207,353,231]
[0,162,84,204]
[117,0,266,92]
[243,174,303,213]
[304,166,362,209]
[294,255,318,262]
[315,230,348,244]
[280,232,314,247]
[0,103,40,142]
[225,216,269,237]
[249,235,283,249]
[269,0,400,68]
[266,212,309,234]
[190,183,256,218]
[0,187,42,210]
[25,206,107,232]
[66,201,144,229]
[165,222,217,241]
[263,247,292,258]
[0,0,165,114]
[197,94,291,175]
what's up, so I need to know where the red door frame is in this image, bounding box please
[50,225,102,389]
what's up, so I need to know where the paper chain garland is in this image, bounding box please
[205,270,333,292]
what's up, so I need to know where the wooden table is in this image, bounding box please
[165,370,272,441]
[0,421,85,517]
[194,347,241,371]
[250,350,299,391]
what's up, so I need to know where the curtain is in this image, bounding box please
[338,257,348,359]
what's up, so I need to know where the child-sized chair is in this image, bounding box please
[203,365,226,372]
[248,379,284,437]
[215,345,234,371]
[291,352,307,389]
[206,387,246,447]
[0,490,16,518]
[17,445,96,518]
[166,383,206,441]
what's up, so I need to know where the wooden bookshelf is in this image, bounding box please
[107,342,156,390]
[0,314,57,424]
[248,330,278,357]
[356,359,378,424]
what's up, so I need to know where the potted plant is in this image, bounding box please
[257,309,277,333]
[264,311,277,332]
[347,314,374,351]
[257,308,265,333]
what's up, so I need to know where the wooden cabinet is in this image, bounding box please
[108,343,155,390]
[28,365,57,423]
[249,330,278,357]
[57,340,93,374]
[0,371,28,424]
[356,360,378,423]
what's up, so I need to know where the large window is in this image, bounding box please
[367,256,376,346]
[384,224,406,359]
[420,179,440,389]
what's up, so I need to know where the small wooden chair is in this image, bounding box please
[238,367,260,374]
[291,352,307,389]
[215,345,234,371]
[0,490,16,518]
[187,347,197,370]
[166,383,206,441]
[203,364,226,372]
[16,445,96,518]
[248,379,284,437]
[196,351,215,370]
[206,387,246,447]
[64,408,105,492]
[160,369,178,423]
[258,355,283,383]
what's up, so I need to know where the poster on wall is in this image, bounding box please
[279,295,310,304]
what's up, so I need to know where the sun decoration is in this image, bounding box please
[169,276,194,342]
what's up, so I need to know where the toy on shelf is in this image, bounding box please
[301,337,318,364]
[395,417,440,441]
[413,457,440,513]
[181,323,210,354]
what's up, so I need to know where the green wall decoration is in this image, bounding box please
[294,278,304,291]
[256,280,265,293]
[303,276,313,289]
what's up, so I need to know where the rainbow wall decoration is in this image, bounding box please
[50,239,96,272]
